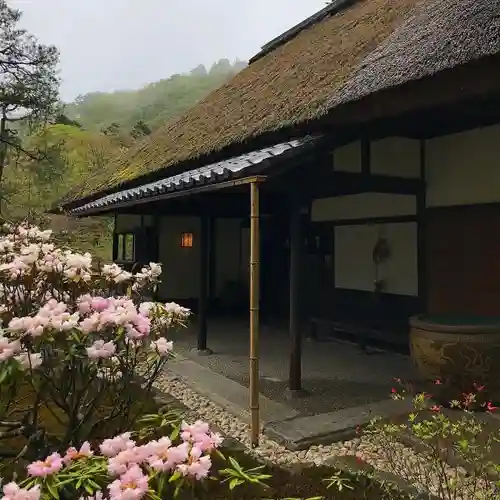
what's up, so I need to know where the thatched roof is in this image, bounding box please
[61,0,500,208]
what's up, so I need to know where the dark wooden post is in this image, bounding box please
[288,204,305,394]
[151,214,160,301]
[417,139,427,312]
[196,213,212,354]
[112,214,118,262]
[208,216,216,302]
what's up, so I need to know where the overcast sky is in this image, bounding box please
[10,0,327,102]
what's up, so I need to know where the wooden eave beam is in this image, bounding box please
[272,169,425,201]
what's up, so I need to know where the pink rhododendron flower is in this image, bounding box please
[79,493,103,500]
[0,335,21,361]
[63,441,93,464]
[100,433,135,457]
[91,297,109,312]
[80,313,100,333]
[2,482,40,500]
[8,316,35,334]
[138,302,154,317]
[180,420,222,452]
[77,294,93,314]
[108,464,149,500]
[27,452,63,477]
[147,262,162,278]
[87,340,116,359]
[147,439,189,472]
[150,337,173,356]
[102,264,132,283]
[107,445,150,476]
[15,352,43,370]
[177,446,212,480]
[180,420,210,440]
[164,302,191,317]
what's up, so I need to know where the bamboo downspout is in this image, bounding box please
[249,180,260,448]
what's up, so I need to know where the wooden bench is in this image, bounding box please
[307,289,419,353]
[308,316,410,354]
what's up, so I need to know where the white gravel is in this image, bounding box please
[154,370,387,467]
[153,370,491,499]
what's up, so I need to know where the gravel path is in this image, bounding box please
[153,370,492,500]
[154,370,364,465]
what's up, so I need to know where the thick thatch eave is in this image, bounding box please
[60,0,500,209]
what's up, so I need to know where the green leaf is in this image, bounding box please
[84,483,94,495]
[229,478,243,490]
[169,471,182,483]
[46,481,59,499]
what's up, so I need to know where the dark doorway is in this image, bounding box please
[260,214,290,322]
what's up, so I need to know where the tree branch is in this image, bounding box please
[0,137,48,161]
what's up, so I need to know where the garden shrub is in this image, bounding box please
[0,222,269,499]
[359,379,500,499]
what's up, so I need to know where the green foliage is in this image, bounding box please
[0,0,60,197]
[65,59,247,134]
[1,124,119,260]
[0,0,59,124]
[131,120,152,139]
[0,49,246,259]
[361,380,500,499]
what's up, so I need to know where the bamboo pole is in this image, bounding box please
[249,181,260,448]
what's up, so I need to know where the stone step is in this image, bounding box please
[165,355,299,424]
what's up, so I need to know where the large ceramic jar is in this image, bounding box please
[409,314,500,404]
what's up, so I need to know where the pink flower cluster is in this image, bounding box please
[0,223,163,297]
[7,294,169,341]
[2,482,40,500]
[0,226,92,282]
[3,292,178,371]
[10,299,79,336]
[18,420,221,500]
[78,296,151,340]
[0,333,42,370]
[150,337,173,356]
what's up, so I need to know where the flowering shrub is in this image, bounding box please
[360,379,500,499]
[0,222,190,462]
[3,418,271,500]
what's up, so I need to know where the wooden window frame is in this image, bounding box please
[116,232,136,262]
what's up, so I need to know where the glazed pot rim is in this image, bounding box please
[410,314,500,334]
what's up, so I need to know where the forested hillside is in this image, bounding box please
[64,59,246,134]
[2,58,246,260]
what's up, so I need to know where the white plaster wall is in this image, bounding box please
[158,216,200,299]
[426,124,500,207]
[311,193,416,221]
[115,214,153,232]
[371,137,420,178]
[156,216,242,300]
[335,222,418,296]
[333,141,361,172]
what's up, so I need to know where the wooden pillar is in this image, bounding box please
[151,214,160,301]
[197,213,211,353]
[112,213,118,262]
[288,204,303,392]
[208,216,216,302]
[417,139,427,312]
[249,181,261,448]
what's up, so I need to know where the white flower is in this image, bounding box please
[149,262,162,278]
[151,337,173,356]
[15,352,43,370]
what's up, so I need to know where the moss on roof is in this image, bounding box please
[62,0,500,208]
